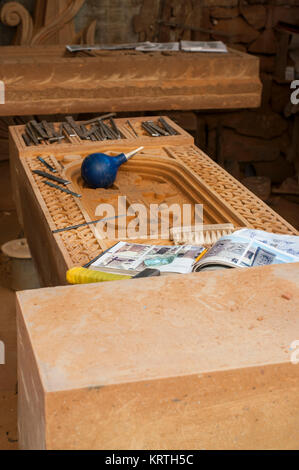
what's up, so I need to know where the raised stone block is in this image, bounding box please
[0,45,261,116]
[17,263,299,450]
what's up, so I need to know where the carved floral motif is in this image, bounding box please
[0,0,96,45]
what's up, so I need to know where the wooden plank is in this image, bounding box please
[0,46,262,116]
[16,262,299,449]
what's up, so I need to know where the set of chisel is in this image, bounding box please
[23,120,66,147]
[22,115,178,147]
[22,113,125,147]
[64,114,125,142]
[141,117,177,137]
[33,157,82,198]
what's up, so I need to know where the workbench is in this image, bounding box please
[11,116,299,450]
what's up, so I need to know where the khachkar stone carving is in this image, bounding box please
[0,0,96,45]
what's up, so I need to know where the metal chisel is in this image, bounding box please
[42,180,81,198]
[37,157,58,173]
[33,169,71,185]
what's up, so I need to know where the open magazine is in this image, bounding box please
[180,41,227,53]
[193,229,299,272]
[89,230,299,276]
[67,41,227,54]
[90,242,205,275]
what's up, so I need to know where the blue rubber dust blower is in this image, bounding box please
[81,146,144,189]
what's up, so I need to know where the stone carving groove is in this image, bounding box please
[169,145,297,236]
[26,156,102,266]
[24,143,298,267]
[11,117,297,275]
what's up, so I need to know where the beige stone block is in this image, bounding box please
[17,263,299,450]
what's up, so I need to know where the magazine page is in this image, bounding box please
[234,229,299,257]
[181,41,228,53]
[135,42,180,52]
[193,229,299,272]
[90,242,205,275]
[66,43,149,53]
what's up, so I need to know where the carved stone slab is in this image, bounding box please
[0,46,261,116]
[9,116,297,287]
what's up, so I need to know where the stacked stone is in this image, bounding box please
[134,0,299,192]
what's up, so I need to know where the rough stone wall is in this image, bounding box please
[76,0,142,44]
[131,0,299,191]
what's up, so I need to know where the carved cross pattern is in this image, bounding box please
[0,0,96,45]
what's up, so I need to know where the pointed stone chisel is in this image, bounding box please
[32,169,70,186]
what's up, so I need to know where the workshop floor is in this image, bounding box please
[0,159,298,451]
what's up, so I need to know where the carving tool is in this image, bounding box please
[99,121,113,139]
[27,122,43,142]
[133,268,160,278]
[85,126,98,138]
[101,121,118,140]
[63,122,77,138]
[95,123,107,140]
[93,126,104,141]
[52,214,126,234]
[42,180,82,198]
[142,122,160,137]
[127,120,138,137]
[80,125,90,140]
[22,133,32,146]
[146,120,169,136]
[159,117,177,135]
[30,120,48,140]
[25,124,39,145]
[41,120,55,139]
[81,147,144,188]
[37,157,57,173]
[46,121,57,137]
[66,266,162,284]
[65,116,85,139]
[90,125,104,141]
[49,136,65,143]
[58,123,64,137]
[33,169,71,186]
[110,117,123,139]
[80,113,116,126]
